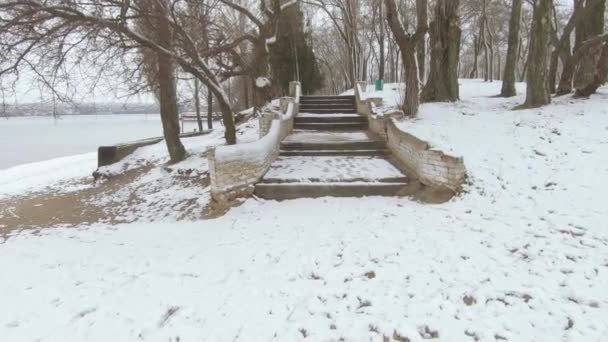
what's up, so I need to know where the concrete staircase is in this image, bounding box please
[254,95,415,200]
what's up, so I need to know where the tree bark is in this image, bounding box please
[500,0,522,97]
[384,0,427,116]
[378,0,386,82]
[481,15,490,81]
[573,0,606,88]
[470,34,480,78]
[194,79,203,132]
[206,85,213,130]
[421,0,461,102]
[486,18,495,82]
[522,0,552,108]
[557,33,608,95]
[574,42,608,96]
[154,2,186,163]
[416,0,428,83]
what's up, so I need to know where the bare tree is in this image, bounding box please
[421,0,461,102]
[573,0,606,88]
[0,0,240,145]
[416,0,428,83]
[135,0,186,163]
[575,40,608,96]
[521,0,553,108]
[500,0,522,97]
[384,0,427,116]
[217,0,297,111]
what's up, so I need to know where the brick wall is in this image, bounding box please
[385,120,466,192]
[208,82,300,202]
[355,82,467,192]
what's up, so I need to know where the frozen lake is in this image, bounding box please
[0,114,202,170]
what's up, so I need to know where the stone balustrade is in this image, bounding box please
[354,82,467,192]
[208,81,301,202]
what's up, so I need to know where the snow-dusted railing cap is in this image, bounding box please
[282,101,295,121]
[355,81,368,101]
[289,81,301,105]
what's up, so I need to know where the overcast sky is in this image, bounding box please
[4,0,578,104]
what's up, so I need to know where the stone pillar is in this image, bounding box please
[355,81,368,115]
[289,81,301,114]
[355,81,367,97]
[206,146,220,201]
[289,81,301,98]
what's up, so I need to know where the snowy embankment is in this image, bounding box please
[1,80,607,341]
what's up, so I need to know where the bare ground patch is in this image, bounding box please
[0,165,213,237]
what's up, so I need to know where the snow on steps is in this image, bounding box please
[256,155,412,199]
[354,81,467,192]
[208,82,301,202]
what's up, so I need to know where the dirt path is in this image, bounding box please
[0,166,216,237]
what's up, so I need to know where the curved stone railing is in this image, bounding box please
[355,82,467,192]
[208,81,301,202]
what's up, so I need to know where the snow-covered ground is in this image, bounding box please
[0,114,208,169]
[1,80,607,341]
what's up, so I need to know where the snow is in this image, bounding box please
[264,156,405,182]
[1,80,608,341]
[0,152,97,200]
[284,130,375,143]
[255,76,271,88]
[0,114,165,170]
[214,118,278,162]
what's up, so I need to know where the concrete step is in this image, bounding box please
[254,182,415,200]
[298,108,358,114]
[301,96,355,101]
[300,108,356,113]
[300,103,356,109]
[300,100,355,107]
[300,106,356,112]
[279,149,390,157]
[293,122,367,130]
[281,140,386,151]
[300,107,357,114]
[295,115,366,123]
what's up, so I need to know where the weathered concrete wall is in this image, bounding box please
[385,120,466,192]
[355,82,467,192]
[208,119,282,201]
[209,82,301,202]
[97,131,210,168]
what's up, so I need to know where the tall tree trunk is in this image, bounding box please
[470,34,479,78]
[548,49,559,93]
[135,0,186,161]
[157,55,185,163]
[421,0,461,102]
[207,85,213,130]
[384,0,427,116]
[575,42,608,96]
[522,0,552,108]
[573,0,606,88]
[501,0,522,97]
[416,0,428,83]
[480,12,490,81]
[149,0,186,163]
[252,38,273,111]
[378,0,386,82]
[487,18,495,82]
[557,34,608,95]
[194,79,203,132]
